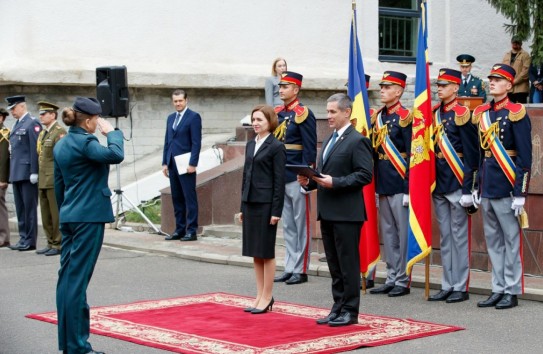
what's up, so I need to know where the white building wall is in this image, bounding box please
[0,0,514,89]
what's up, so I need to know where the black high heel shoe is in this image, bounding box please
[251,297,274,314]
[243,307,255,312]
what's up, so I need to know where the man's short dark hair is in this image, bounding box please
[172,89,187,99]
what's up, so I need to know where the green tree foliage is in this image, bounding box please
[487,0,543,64]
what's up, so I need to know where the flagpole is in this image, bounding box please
[425,256,430,299]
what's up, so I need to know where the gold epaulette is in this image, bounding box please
[472,102,491,125]
[398,107,413,128]
[293,105,308,124]
[505,101,527,122]
[453,104,471,126]
[371,107,384,125]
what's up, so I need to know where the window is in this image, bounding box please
[379,0,421,63]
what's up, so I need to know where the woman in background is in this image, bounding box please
[265,58,287,107]
[54,97,124,354]
[240,104,285,314]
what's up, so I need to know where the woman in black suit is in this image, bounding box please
[240,105,286,314]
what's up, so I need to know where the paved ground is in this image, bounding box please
[2,225,543,353]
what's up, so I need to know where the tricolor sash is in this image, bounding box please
[479,110,516,186]
[434,110,464,184]
[373,111,407,179]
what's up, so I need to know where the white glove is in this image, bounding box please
[471,190,481,209]
[30,174,38,184]
[402,194,409,207]
[459,194,474,207]
[511,196,526,217]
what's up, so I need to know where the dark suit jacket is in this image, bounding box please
[241,135,286,217]
[308,125,373,222]
[9,113,41,182]
[53,127,124,223]
[162,108,202,168]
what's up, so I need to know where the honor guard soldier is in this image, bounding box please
[473,64,532,309]
[36,101,66,256]
[369,71,412,297]
[457,54,487,102]
[273,71,317,285]
[428,69,479,303]
[0,108,10,248]
[6,95,42,252]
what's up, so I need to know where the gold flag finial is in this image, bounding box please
[352,0,356,11]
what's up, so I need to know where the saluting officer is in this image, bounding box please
[457,54,487,102]
[369,71,412,297]
[428,69,479,303]
[473,64,532,310]
[6,95,42,252]
[0,108,10,248]
[36,101,66,256]
[273,71,317,285]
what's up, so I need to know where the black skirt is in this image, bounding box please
[241,202,277,259]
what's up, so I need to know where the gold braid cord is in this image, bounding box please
[479,121,499,150]
[0,128,9,143]
[372,125,388,150]
[433,122,443,145]
[274,120,287,141]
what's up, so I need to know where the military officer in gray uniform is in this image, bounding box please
[428,69,479,303]
[473,64,532,310]
[36,101,66,256]
[369,71,412,297]
[6,95,42,252]
[0,108,10,248]
[457,54,487,102]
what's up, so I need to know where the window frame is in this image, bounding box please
[378,3,421,63]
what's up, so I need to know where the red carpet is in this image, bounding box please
[27,292,463,353]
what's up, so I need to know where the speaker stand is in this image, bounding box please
[110,117,167,236]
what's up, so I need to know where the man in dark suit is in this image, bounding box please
[298,93,373,327]
[457,54,487,102]
[6,95,42,251]
[162,89,202,241]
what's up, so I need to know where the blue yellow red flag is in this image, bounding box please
[348,4,380,277]
[406,0,435,275]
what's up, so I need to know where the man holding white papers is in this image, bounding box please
[162,89,202,241]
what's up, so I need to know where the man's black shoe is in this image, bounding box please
[328,312,358,327]
[369,284,394,294]
[165,233,182,241]
[446,291,469,303]
[495,294,518,309]
[428,289,453,301]
[477,293,503,308]
[388,285,410,297]
[274,272,292,282]
[180,234,197,241]
[44,248,61,256]
[36,247,51,255]
[18,244,36,251]
[285,273,308,285]
[316,312,339,325]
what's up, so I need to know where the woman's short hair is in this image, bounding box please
[271,57,287,76]
[251,104,279,132]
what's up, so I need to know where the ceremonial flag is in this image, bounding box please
[348,4,380,277]
[406,0,435,275]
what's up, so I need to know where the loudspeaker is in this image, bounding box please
[96,66,129,117]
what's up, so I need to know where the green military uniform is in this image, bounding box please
[0,113,10,247]
[457,54,487,102]
[37,102,66,253]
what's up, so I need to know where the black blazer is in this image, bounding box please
[309,125,373,222]
[241,135,286,217]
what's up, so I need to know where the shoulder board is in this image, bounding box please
[274,105,283,113]
[505,101,526,122]
[398,106,413,127]
[293,105,308,124]
[453,104,471,126]
[472,103,491,125]
[371,107,384,125]
[432,103,441,112]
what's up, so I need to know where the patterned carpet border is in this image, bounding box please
[27,292,464,353]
